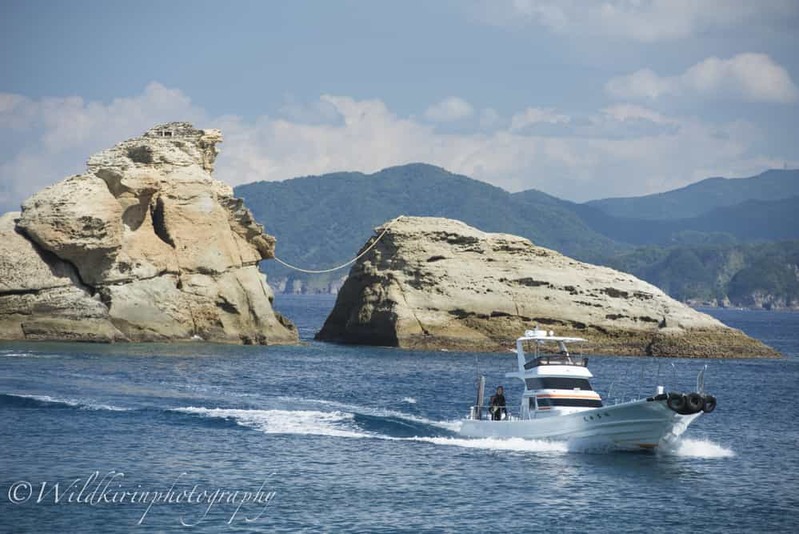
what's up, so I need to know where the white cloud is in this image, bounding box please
[510,107,570,132]
[606,53,799,103]
[601,104,676,125]
[479,108,502,130]
[423,96,474,122]
[277,96,343,125]
[605,69,669,100]
[0,82,206,212]
[0,84,790,211]
[476,0,799,42]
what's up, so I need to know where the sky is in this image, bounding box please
[1,0,798,212]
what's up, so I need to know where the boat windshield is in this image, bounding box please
[524,354,589,369]
[525,377,593,390]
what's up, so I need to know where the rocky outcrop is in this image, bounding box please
[317,217,779,357]
[0,122,297,345]
[0,213,125,341]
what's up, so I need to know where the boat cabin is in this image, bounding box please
[504,328,603,420]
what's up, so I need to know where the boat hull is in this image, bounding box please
[459,399,701,450]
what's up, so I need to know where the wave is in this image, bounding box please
[2,391,734,458]
[275,396,462,433]
[409,436,570,453]
[0,393,130,412]
[173,406,579,453]
[173,407,370,439]
[660,437,735,458]
[0,351,58,359]
[171,404,735,458]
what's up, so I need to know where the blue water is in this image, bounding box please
[1,296,798,533]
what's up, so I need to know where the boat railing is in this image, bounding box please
[600,361,707,404]
[604,394,647,406]
[469,405,512,421]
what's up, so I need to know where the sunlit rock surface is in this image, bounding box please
[1,123,297,345]
[318,217,778,357]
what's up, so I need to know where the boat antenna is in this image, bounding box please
[655,361,661,389]
[696,364,707,394]
[607,380,615,402]
[670,362,677,391]
[639,359,646,394]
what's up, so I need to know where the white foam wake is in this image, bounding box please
[174,407,370,439]
[408,436,569,453]
[0,351,57,359]
[661,438,735,458]
[172,404,734,458]
[5,393,130,412]
[173,406,574,454]
[275,396,463,432]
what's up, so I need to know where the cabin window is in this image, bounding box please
[536,397,603,408]
[525,377,593,391]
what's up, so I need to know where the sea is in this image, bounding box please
[1,296,797,533]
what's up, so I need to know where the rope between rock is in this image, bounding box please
[271,216,401,274]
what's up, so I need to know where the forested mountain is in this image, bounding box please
[586,169,799,220]
[607,241,799,309]
[235,165,799,308]
[567,195,799,245]
[236,164,623,282]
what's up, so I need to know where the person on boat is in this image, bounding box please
[489,386,506,420]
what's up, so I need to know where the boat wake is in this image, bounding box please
[274,396,462,433]
[0,350,59,359]
[174,405,574,452]
[660,437,735,458]
[173,407,368,439]
[0,392,131,412]
[1,392,733,457]
[172,404,729,457]
[411,436,569,453]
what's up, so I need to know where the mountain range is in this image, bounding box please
[235,166,799,309]
[587,169,799,220]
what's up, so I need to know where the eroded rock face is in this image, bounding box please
[0,213,126,341]
[317,217,778,357]
[1,123,297,345]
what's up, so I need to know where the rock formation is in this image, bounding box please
[0,122,297,345]
[317,217,778,357]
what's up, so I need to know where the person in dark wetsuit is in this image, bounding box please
[489,386,506,420]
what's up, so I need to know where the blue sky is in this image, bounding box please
[1,0,798,211]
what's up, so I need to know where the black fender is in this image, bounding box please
[686,392,704,414]
[702,394,717,414]
[667,392,687,414]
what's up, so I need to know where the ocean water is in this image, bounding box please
[1,296,797,533]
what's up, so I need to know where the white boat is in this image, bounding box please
[459,328,716,450]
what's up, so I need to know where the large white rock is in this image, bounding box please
[1,123,297,345]
[318,217,778,357]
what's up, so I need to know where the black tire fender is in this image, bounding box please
[686,392,704,414]
[702,394,717,414]
[667,392,686,413]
